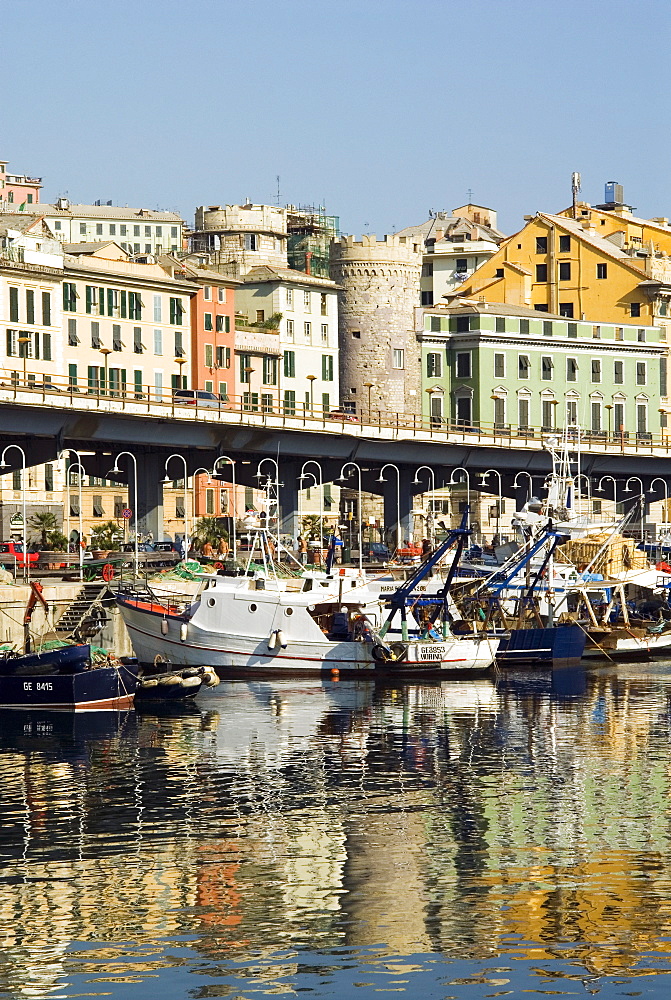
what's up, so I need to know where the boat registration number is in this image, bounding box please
[23,682,53,691]
[417,644,446,661]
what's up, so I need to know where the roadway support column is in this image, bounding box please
[129,453,164,543]
[383,469,416,547]
[278,461,300,545]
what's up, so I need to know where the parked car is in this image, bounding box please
[365,542,391,562]
[0,542,40,568]
[327,409,360,423]
[173,389,221,409]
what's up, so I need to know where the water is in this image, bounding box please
[2,665,671,998]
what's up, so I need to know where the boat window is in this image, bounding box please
[249,603,257,612]
[207,597,216,607]
[285,607,293,616]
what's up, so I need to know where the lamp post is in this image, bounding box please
[191,466,212,553]
[163,454,190,563]
[624,476,645,536]
[649,477,669,529]
[605,403,613,439]
[18,335,30,387]
[299,460,324,553]
[336,461,363,572]
[378,463,401,552]
[595,475,619,519]
[306,374,317,416]
[448,467,471,527]
[213,455,238,562]
[58,447,85,582]
[174,356,187,392]
[513,471,535,501]
[413,465,436,547]
[99,347,112,395]
[574,473,592,512]
[478,469,503,540]
[0,445,27,581]
[112,451,138,578]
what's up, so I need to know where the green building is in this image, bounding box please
[419,302,665,439]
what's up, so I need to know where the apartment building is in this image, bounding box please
[33,200,185,256]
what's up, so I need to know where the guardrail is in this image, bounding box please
[0,370,668,456]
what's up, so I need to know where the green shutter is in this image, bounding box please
[68,363,78,387]
[43,333,52,361]
[42,291,51,326]
[121,291,127,318]
[225,315,230,333]
[86,286,92,313]
[63,284,70,311]
[34,332,40,359]
[87,366,98,392]
[99,287,105,316]
[134,370,143,397]
[6,330,13,356]
[107,289,114,315]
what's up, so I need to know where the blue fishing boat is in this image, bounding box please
[0,659,138,710]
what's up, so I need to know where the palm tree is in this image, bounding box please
[29,511,58,548]
[91,521,123,550]
[192,517,226,551]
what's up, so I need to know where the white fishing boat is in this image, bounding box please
[117,520,498,676]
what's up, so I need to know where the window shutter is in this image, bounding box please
[107,289,114,315]
[121,291,127,318]
[99,287,105,316]
[34,332,40,359]
[43,333,52,361]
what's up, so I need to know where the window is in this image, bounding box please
[85,285,97,315]
[421,291,434,306]
[174,330,183,357]
[637,328,646,342]
[518,355,530,379]
[535,304,549,312]
[630,302,641,317]
[286,288,293,308]
[322,355,334,381]
[9,287,19,322]
[205,489,215,515]
[614,402,625,433]
[68,318,79,346]
[541,356,553,380]
[169,297,183,324]
[559,261,571,280]
[154,371,163,400]
[68,363,78,388]
[559,303,574,317]
[493,396,506,427]
[591,400,602,433]
[591,359,601,383]
[519,319,529,335]
[566,399,578,425]
[592,325,601,339]
[427,352,442,378]
[636,361,646,385]
[536,236,548,253]
[637,403,648,434]
[455,315,470,333]
[261,393,273,413]
[321,323,328,343]
[218,381,228,400]
[134,370,143,399]
[494,353,505,377]
[133,225,140,237]
[535,263,547,282]
[455,396,471,426]
[113,324,122,351]
[133,327,143,353]
[43,333,51,360]
[567,322,577,337]
[661,357,668,396]
[304,321,311,338]
[542,399,556,428]
[566,357,578,381]
[87,365,101,393]
[205,380,213,393]
[153,295,162,322]
[286,319,294,339]
[205,344,214,368]
[25,289,35,324]
[495,268,504,278]
[54,220,62,231]
[203,286,211,301]
[44,463,54,492]
[80,223,87,236]
[92,495,104,518]
[495,317,506,333]
[559,235,571,252]
[518,397,530,429]
[321,392,330,413]
[393,348,404,369]
[218,287,226,303]
[216,346,230,368]
[543,321,553,337]
[283,390,296,415]
[430,316,441,333]
[243,234,257,251]
[239,353,252,383]
[255,310,265,324]
[120,225,127,236]
[204,313,213,332]
[597,263,607,279]
[171,227,178,239]
[284,350,295,378]
[242,391,259,412]
[90,321,101,349]
[215,314,225,332]
[128,291,142,321]
[262,356,278,385]
[321,293,327,316]
[41,292,51,326]
[351,329,360,339]
[5,329,16,356]
[304,291,311,311]
[456,351,471,378]
[154,329,162,355]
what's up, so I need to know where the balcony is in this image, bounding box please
[235,326,281,356]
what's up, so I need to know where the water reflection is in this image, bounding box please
[1,667,671,997]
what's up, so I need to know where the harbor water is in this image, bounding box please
[2,664,671,998]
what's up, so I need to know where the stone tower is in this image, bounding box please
[330,234,421,418]
[192,204,288,274]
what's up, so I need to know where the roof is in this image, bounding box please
[64,241,125,255]
[158,253,242,285]
[242,265,338,289]
[432,300,570,320]
[0,213,47,235]
[41,203,185,222]
[395,212,504,245]
[535,213,647,272]
[562,203,671,237]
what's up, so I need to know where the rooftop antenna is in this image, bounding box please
[276,175,281,207]
[571,171,581,219]
[467,188,474,203]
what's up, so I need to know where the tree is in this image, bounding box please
[29,511,58,548]
[192,517,226,550]
[301,514,326,540]
[91,521,123,550]
[46,530,69,552]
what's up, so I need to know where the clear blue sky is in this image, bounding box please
[4,0,669,237]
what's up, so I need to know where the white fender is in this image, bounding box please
[180,623,188,642]
[277,630,288,648]
[268,630,277,650]
[161,620,169,635]
[181,675,201,688]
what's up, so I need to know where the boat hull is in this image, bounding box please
[0,644,91,676]
[0,663,138,710]
[582,628,671,659]
[496,624,586,669]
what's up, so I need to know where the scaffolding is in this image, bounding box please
[286,205,339,279]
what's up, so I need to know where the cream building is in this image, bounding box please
[35,199,184,256]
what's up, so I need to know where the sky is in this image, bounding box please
[3,0,670,238]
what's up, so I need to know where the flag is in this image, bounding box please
[18,202,26,212]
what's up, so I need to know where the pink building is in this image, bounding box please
[1,158,42,208]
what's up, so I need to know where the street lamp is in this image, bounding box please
[513,471,535,501]
[99,347,112,395]
[18,335,30,387]
[574,473,592,511]
[0,445,27,581]
[306,374,317,416]
[378,463,402,553]
[58,447,85,582]
[336,461,363,572]
[163,454,190,563]
[174,356,187,391]
[112,451,138,578]
[299,459,324,553]
[413,465,436,547]
[448,467,471,527]
[478,469,503,540]
[213,455,237,562]
[605,403,613,439]
[624,476,645,496]
[649,477,669,528]
[595,475,619,517]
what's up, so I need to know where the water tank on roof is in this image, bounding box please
[605,181,624,206]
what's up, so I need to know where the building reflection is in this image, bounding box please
[1,670,671,994]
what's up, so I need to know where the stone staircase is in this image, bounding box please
[55,583,113,638]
